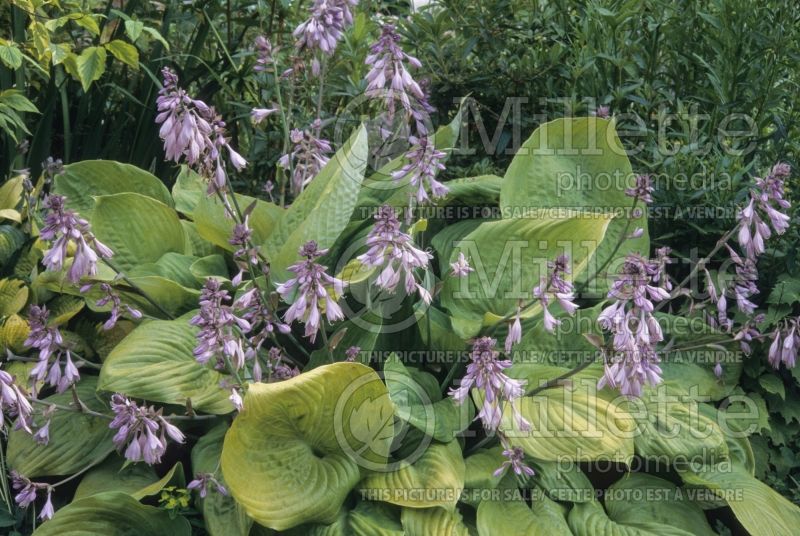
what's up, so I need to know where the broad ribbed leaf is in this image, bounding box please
[74,457,182,500]
[221,363,393,530]
[54,160,173,215]
[31,491,191,536]
[359,441,465,509]
[568,501,695,536]
[98,316,231,414]
[402,506,470,536]
[286,502,403,536]
[194,193,283,251]
[7,377,114,477]
[90,193,186,272]
[500,117,649,293]
[477,494,570,535]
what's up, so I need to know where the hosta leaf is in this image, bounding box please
[487,382,635,463]
[7,377,114,477]
[192,423,252,536]
[359,441,465,509]
[0,278,28,316]
[98,316,231,414]
[31,491,191,536]
[605,473,715,536]
[194,193,283,252]
[0,313,29,353]
[529,458,595,503]
[0,225,25,266]
[462,448,505,506]
[74,456,182,500]
[286,502,403,536]
[0,175,24,210]
[680,466,800,535]
[54,160,173,215]
[439,174,503,207]
[46,295,84,325]
[500,117,649,293]
[477,493,570,536]
[221,363,393,530]
[265,125,368,280]
[401,506,470,536]
[90,192,186,272]
[438,212,613,337]
[568,501,695,536]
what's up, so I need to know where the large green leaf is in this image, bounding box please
[265,125,368,280]
[74,456,183,501]
[7,377,114,477]
[32,491,191,536]
[462,448,505,506]
[384,354,472,442]
[359,441,465,509]
[477,493,571,536]
[71,46,107,91]
[500,117,649,294]
[604,473,716,536]
[192,423,252,536]
[98,316,231,414]
[438,212,613,337]
[680,466,800,535]
[568,501,695,536]
[221,363,393,530]
[402,506,470,535]
[54,160,173,215]
[0,225,25,266]
[194,192,283,251]
[90,193,186,272]
[286,502,403,536]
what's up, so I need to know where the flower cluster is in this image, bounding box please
[365,24,425,120]
[11,471,54,521]
[293,0,357,56]
[493,441,535,478]
[278,122,332,195]
[597,254,670,398]
[357,205,433,303]
[25,305,80,394]
[737,163,791,260]
[232,288,291,381]
[156,68,246,198]
[40,194,113,283]
[81,283,142,330]
[450,252,473,278]
[253,35,275,73]
[266,347,300,381]
[190,279,251,370]
[625,174,654,204]
[188,473,228,498]
[531,255,579,335]
[0,366,32,433]
[276,241,347,343]
[449,337,530,432]
[391,136,449,204]
[109,394,185,465]
[768,317,799,370]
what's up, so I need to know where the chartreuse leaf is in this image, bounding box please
[604,473,716,536]
[680,466,800,535]
[477,491,570,536]
[530,458,596,503]
[104,39,138,69]
[74,456,183,500]
[461,448,505,507]
[401,506,470,535]
[0,225,25,266]
[71,46,107,91]
[221,363,393,531]
[500,117,649,292]
[54,160,174,215]
[286,502,403,536]
[265,125,368,280]
[568,501,695,536]
[98,316,231,414]
[90,192,186,272]
[31,491,191,536]
[438,212,613,338]
[192,423,252,536]
[7,377,114,477]
[359,441,465,509]
[194,193,283,251]
[384,354,471,442]
[0,278,28,316]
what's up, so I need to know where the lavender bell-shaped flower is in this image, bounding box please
[365,24,426,120]
[293,0,357,56]
[278,123,332,195]
[493,443,535,478]
[109,394,185,465]
[449,337,530,432]
[0,366,33,433]
[11,471,54,521]
[24,305,80,394]
[190,279,251,370]
[450,252,474,278]
[276,241,347,343]
[532,255,579,334]
[391,135,449,205]
[188,473,228,498]
[357,205,433,303]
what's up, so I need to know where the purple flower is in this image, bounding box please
[450,252,474,278]
[40,195,113,283]
[493,445,535,478]
[293,0,357,55]
[713,362,724,379]
[253,36,275,73]
[593,105,611,119]
[625,174,653,204]
[190,279,251,370]
[357,205,433,303]
[504,308,522,354]
[278,122,332,195]
[11,471,54,520]
[597,254,669,398]
[276,241,347,343]
[233,288,291,375]
[229,387,243,411]
[156,68,246,199]
[365,24,426,120]
[532,255,579,334]
[25,305,80,394]
[737,164,792,260]
[86,283,142,330]
[392,136,448,204]
[449,337,530,432]
[0,367,33,433]
[188,473,228,498]
[769,319,799,370]
[251,107,279,125]
[109,394,185,465]
[229,219,265,286]
[345,345,360,362]
[33,419,50,446]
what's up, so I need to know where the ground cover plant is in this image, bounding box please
[0,0,799,535]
